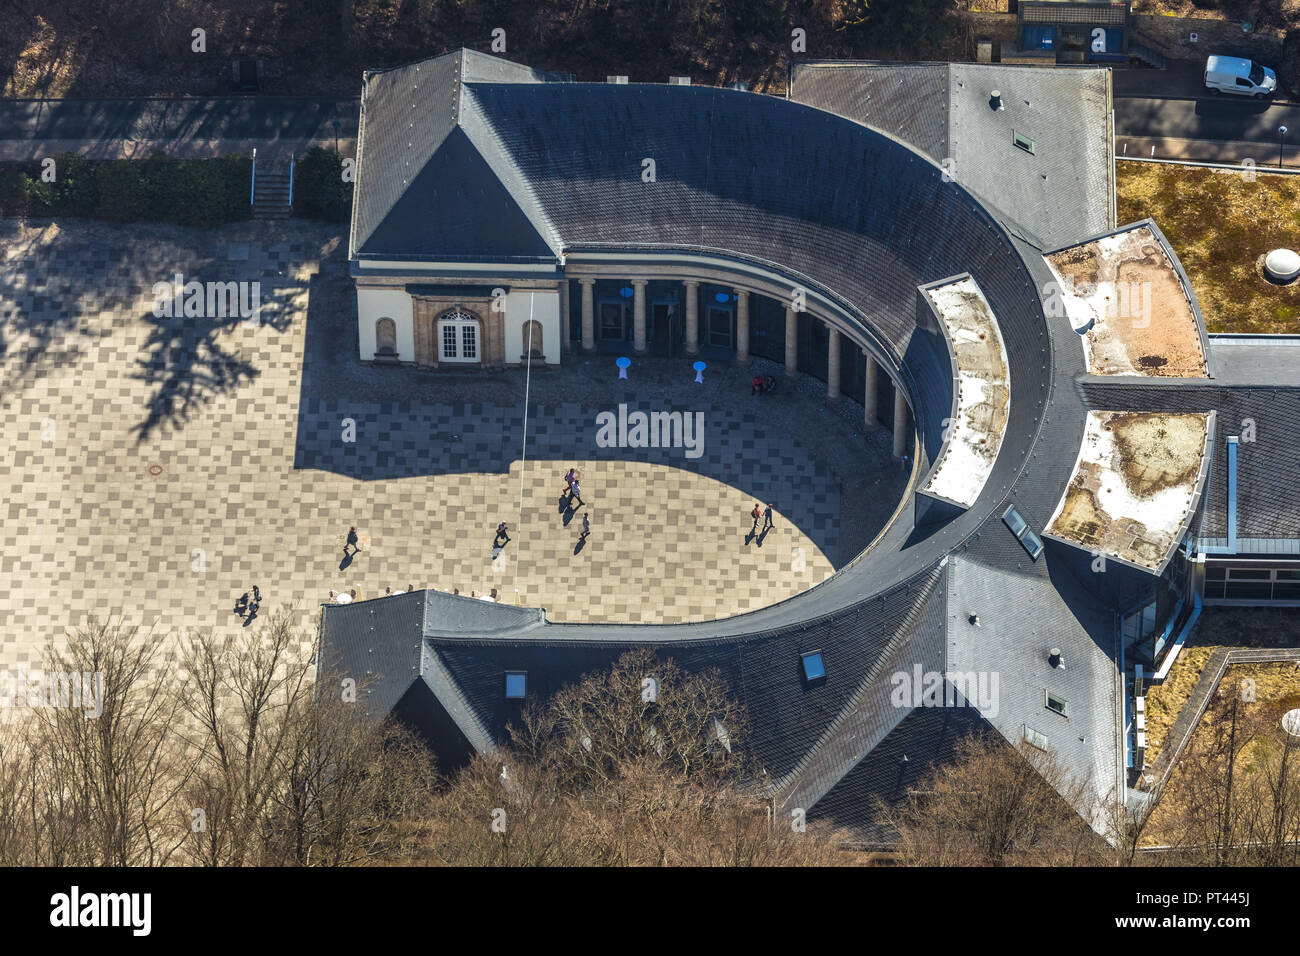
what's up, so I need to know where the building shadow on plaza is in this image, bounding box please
[284,270,914,568]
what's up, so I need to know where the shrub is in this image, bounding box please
[0,167,30,216]
[26,174,56,216]
[94,160,147,221]
[0,153,252,225]
[292,147,353,222]
[51,152,98,215]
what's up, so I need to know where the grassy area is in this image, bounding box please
[1146,660,1300,844]
[1144,606,1300,764]
[1118,161,1300,334]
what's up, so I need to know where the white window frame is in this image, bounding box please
[438,310,480,364]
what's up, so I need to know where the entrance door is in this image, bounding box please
[598,300,627,343]
[706,305,733,349]
[438,310,480,364]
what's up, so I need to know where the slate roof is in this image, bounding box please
[332,50,1300,839]
[788,60,1115,249]
[350,49,562,260]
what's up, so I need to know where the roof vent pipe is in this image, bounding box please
[1049,648,1063,669]
[989,89,1003,110]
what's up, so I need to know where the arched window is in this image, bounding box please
[438,309,479,363]
[375,317,397,355]
[522,319,543,359]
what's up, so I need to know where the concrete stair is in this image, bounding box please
[1128,43,1167,70]
[253,169,291,219]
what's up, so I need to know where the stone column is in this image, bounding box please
[864,352,879,426]
[735,289,750,363]
[632,279,648,353]
[893,382,909,460]
[580,278,595,353]
[826,325,841,400]
[684,280,699,355]
[784,306,798,376]
[558,279,571,357]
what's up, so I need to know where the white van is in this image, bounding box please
[1204,54,1276,98]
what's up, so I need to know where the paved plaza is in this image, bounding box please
[0,219,906,671]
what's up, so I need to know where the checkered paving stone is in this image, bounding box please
[0,220,890,675]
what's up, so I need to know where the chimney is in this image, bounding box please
[1049,647,1063,669]
[668,76,691,86]
[989,89,1003,110]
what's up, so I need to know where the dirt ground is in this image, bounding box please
[1046,226,1208,376]
[1129,0,1300,31]
[0,1,966,99]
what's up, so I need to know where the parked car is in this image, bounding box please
[1204,54,1276,99]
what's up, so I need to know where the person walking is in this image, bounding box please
[562,468,576,496]
[750,503,762,535]
[344,526,360,556]
[571,478,584,508]
[581,511,591,541]
[763,503,775,532]
[495,522,510,546]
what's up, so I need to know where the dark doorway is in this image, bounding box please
[651,301,679,357]
[706,304,733,349]
[598,300,629,345]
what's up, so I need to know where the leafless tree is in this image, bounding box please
[884,732,1106,866]
[427,650,846,866]
[24,620,193,866]
[176,612,438,866]
[509,647,747,791]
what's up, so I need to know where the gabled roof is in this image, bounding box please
[350,49,562,260]
[788,60,1115,249]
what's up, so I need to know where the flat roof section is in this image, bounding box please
[920,277,1011,509]
[1045,224,1208,378]
[1046,411,1212,572]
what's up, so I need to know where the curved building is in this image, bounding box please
[326,50,1300,837]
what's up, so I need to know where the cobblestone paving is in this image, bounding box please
[0,220,906,672]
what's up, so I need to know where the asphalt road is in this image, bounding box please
[1113,63,1300,164]
[0,96,359,162]
[1,71,1298,167]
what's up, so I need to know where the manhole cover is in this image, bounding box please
[148,465,163,476]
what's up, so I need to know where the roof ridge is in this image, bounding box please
[458,84,564,256]
[772,566,946,810]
